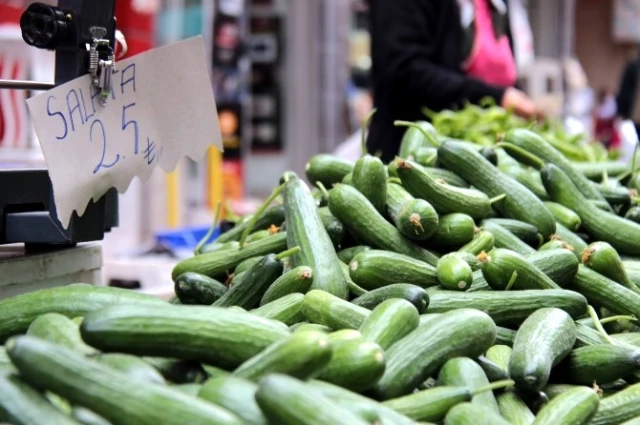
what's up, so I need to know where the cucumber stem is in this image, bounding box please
[472,379,515,395]
[239,183,286,248]
[194,201,222,255]
[421,107,437,120]
[504,271,518,291]
[275,246,301,260]
[489,194,507,204]
[387,177,403,185]
[425,153,438,164]
[361,108,377,157]
[496,142,545,170]
[598,315,636,325]
[315,181,329,199]
[393,120,441,148]
[586,305,615,345]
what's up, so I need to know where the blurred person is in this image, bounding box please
[367,0,539,162]
[593,87,619,149]
[616,44,640,138]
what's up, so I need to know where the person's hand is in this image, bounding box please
[501,87,540,119]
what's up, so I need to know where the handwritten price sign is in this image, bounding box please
[27,36,222,228]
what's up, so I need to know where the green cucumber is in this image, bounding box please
[0,284,165,343]
[429,213,476,249]
[174,272,228,305]
[244,229,272,243]
[198,375,266,425]
[479,146,498,165]
[172,383,202,395]
[142,357,207,384]
[503,165,550,200]
[71,407,110,425]
[486,345,511,372]
[373,308,497,399]
[397,158,491,219]
[349,249,438,289]
[456,251,483,271]
[626,206,640,223]
[459,230,495,255]
[475,356,509,382]
[444,402,512,425]
[329,184,439,265]
[337,246,371,264]
[479,248,560,290]
[582,241,640,294]
[532,386,599,425]
[503,129,606,202]
[622,417,640,425]
[341,171,353,185]
[292,323,332,334]
[339,261,368,297]
[96,353,166,385]
[539,239,575,252]
[597,183,631,211]
[428,290,587,327]
[438,140,556,237]
[480,220,536,256]
[575,322,611,347]
[284,178,348,299]
[572,160,629,181]
[526,249,580,287]
[235,256,264,274]
[591,382,640,425]
[252,293,305,325]
[612,333,640,347]
[327,329,362,347]
[353,155,387,214]
[302,289,370,330]
[318,338,386,391]
[554,344,640,385]
[233,330,331,381]
[553,223,588,259]
[317,207,345,248]
[542,384,584,400]
[305,154,354,188]
[394,198,439,240]
[214,204,285,244]
[26,312,95,355]
[199,241,241,255]
[437,253,473,291]
[213,253,284,309]
[421,167,469,187]
[171,232,288,280]
[359,299,420,350]
[496,390,536,425]
[81,305,289,368]
[7,336,244,425]
[414,146,439,167]
[399,120,438,159]
[438,357,500,414]
[542,163,640,255]
[484,218,542,247]
[351,284,429,313]
[509,308,577,392]
[260,266,313,305]
[496,327,517,346]
[255,374,370,425]
[544,201,581,231]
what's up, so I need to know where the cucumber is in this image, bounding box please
[171,232,288,280]
[302,289,370,330]
[421,167,469,187]
[255,374,370,425]
[244,229,272,243]
[479,146,498,165]
[429,213,476,249]
[480,220,536,256]
[199,240,241,255]
[459,230,495,255]
[437,253,473,291]
[503,165,550,200]
[383,386,475,422]
[532,386,599,425]
[71,407,111,425]
[214,204,285,244]
[0,371,81,425]
[596,183,631,211]
[26,312,95,355]
[526,249,580,287]
[554,345,640,385]
[233,330,331,382]
[399,120,438,159]
[438,140,556,238]
[317,207,345,248]
[539,239,575,252]
[96,353,166,385]
[174,272,228,305]
[485,345,512,372]
[542,384,584,400]
[626,206,640,224]
[352,283,428,312]
[509,308,577,392]
[479,248,560,290]
[553,224,588,260]
[305,154,354,188]
[81,305,289,368]
[359,299,420,350]
[235,256,264,274]
[503,129,606,201]
[349,250,438,289]
[544,201,581,231]
[292,323,332,334]
[339,261,368,297]
[572,160,629,181]
[327,329,362,347]
[284,178,348,299]
[142,357,207,384]
[542,163,640,255]
[353,155,387,214]
[591,382,640,425]
[496,390,536,425]
[394,199,439,240]
[428,290,587,326]
[213,253,284,309]
[484,218,542,247]
[612,332,640,347]
[173,383,202,396]
[575,322,611,347]
[475,356,509,382]
[444,402,512,425]
[7,336,244,425]
[438,357,500,414]
[0,284,165,343]
[260,266,313,305]
[582,241,640,294]
[252,293,305,325]
[397,158,491,219]
[496,327,517,346]
[414,146,439,167]
[328,184,439,266]
[337,246,371,264]
[341,171,353,184]
[456,251,483,271]
[317,338,386,391]
[198,375,266,425]
[373,308,496,399]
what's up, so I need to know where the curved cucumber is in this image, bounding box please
[305,154,354,188]
[349,249,438,289]
[351,283,429,313]
[174,272,228,305]
[459,230,495,255]
[26,312,96,355]
[582,241,640,294]
[359,299,420,350]
[532,386,599,425]
[480,248,560,290]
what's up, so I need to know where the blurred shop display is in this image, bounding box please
[612,0,640,42]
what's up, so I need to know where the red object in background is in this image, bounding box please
[222,159,244,201]
[115,0,156,58]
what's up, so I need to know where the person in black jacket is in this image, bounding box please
[616,45,640,136]
[367,0,538,162]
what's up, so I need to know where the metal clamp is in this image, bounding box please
[88,26,115,106]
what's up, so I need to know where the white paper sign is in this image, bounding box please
[27,36,222,228]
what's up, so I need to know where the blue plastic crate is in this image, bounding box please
[155,225,221,250]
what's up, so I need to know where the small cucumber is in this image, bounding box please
[349,250,438,289]
[318,338,386,391]
[198,375,266,425]
[582,241,640,294]
[544,201,581,230]
[509,308,577,392]
[496,390,536,425]
[317,207,345,249]
[438,357,500,414]
[337,246,371,264]
[484,218,542,247]
[359,299,420,350]
[591,382,640,425]
[554,344,640,385]
[353,155,387,214]
[479,248,560,290]
[533,386,599,425]
[96,353,166,385]
[233,330,332,382]
[260,266,313,305]
[305,154,354,188]
[437,253,473,291]
[302,290,370,330]
[444,402,512,425]
[481,220,536,256]
[26,312,96,355]
[252,293,305,326]
[351,284,429,313]
[174,272,228,305]
[458,230,495,255]
[554,223,588,259]
[429,213,476,249]
[394,199,439,240]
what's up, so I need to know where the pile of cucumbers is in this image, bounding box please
[3,124,640,425]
